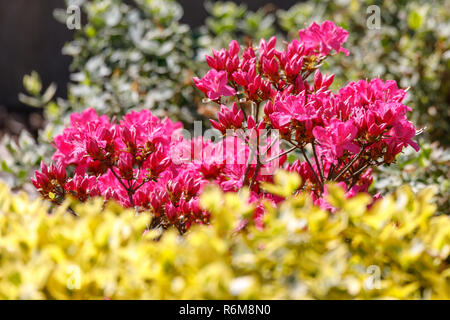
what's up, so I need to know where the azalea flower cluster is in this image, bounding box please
[32,108,283,232]
[33,21,420,230]
[193,20,420,208]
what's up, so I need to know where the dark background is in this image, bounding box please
[0,0,299,136]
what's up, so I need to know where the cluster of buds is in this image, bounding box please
[32,162,67,203]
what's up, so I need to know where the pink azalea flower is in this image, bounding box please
[298,20,349,56]
[313,119,360,163]
[193,69,236,100]
[211,102,244,133]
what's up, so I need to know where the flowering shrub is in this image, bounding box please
[32,109,199,233]
[32,107,285,232]
[193,21,419,208]
[32,21,420,231]
[1,177,449,299]
[200,0,449,214]
[204,0,450,145]
[276,0,450,146]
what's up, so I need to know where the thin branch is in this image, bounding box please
[231,82,248,120]
[67,207,79,217]
[248,102,263,188]
[242,147,256,186]
[312,142,324,184]
[132,166,141,190]
[110,167,135,207]
[333,149,364,181]
[261,145,297,165]
[251,138,261,188]
[300,147,323,190]
[332,140,379,181]
[133,178,151,193]
[249,160,262,189]
[251,101,257,120]
[261,130,279,158]
[330,159,343,180]
[351,163,370,178]
[327,164,335,180]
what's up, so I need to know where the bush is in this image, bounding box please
[0,174,448,299]
[52,0,199,122]
[3,0,448,198]
[32,21,421,232]
[202,0,450,145]
[374,141,450,213]
[278,0,450,145]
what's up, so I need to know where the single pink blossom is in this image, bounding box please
[193,69,236,100]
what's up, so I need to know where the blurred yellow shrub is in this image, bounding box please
[0,172,449,299]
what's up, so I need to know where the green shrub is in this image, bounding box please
[0,173,448,299]
[52,0,199,123]
[374,141,450,214]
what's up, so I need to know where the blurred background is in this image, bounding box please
[0,0,448,212]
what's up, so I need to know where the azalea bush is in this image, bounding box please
[198,0,449,212]
[33,21,420,233]
[31,108,283,233]
[194,21,419,193]
[276,0,450,146]
[204,0,450,145]
[1,176,449,299]
[3,0,447,214]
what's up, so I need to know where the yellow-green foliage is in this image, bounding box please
[0,172,449,300]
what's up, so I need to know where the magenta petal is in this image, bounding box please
[346,142,361,154]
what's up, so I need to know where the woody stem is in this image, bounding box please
[110,167,135,208]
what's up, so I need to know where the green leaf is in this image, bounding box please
[1,160,12,173]
[42,83,57,104]
[408,10,423,30]
[18,93,42,108]
[23,71,42,96]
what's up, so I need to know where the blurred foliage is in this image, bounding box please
[197,1,276,50]
[0,172,449,299]
[373,141,450,214]
[51,0,199,123]
[18,71,57,108]
[0,131,46,189]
